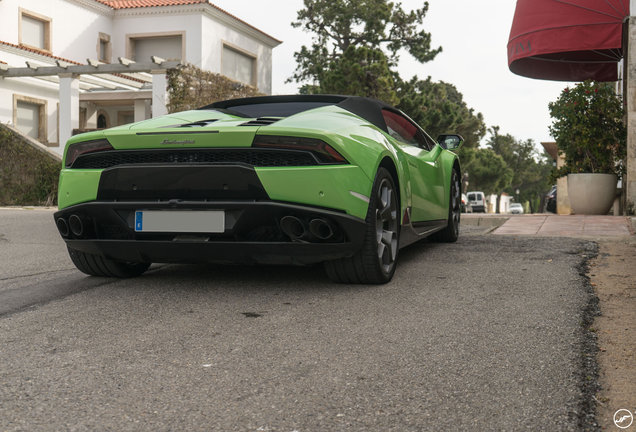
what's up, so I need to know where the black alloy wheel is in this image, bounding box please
[325,167,400,284]
[431,168,460,243]
[375,176,399,275]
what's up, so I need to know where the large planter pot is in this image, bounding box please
[567,173,617,215]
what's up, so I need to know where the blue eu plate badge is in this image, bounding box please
[135,211,143,231]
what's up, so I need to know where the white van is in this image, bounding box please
[467,191,486,213]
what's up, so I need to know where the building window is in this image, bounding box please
[222,44,256,86]
[97,112,109,129]
[127,33,184,62]
[13,95,47,143]
[19,9,51,52]
[98,33,112,63]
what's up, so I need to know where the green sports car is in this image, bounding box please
[54,95,463,284]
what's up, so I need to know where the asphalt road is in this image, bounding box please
[0,209,598,431]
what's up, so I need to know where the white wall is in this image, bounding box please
[111,10,202,63]
[485,194,514,214]
[113,8,275,93]
[0,0,113,63]
[0,50,64,151]
[201,15,273,93]
[1,79,63,150]
[0,0,113,155]
[0,0,20,45]
[0,0,278,155]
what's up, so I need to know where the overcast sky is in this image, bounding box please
[213,0,570,148]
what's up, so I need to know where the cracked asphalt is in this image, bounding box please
[0,208,599,431]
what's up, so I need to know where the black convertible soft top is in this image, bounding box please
[200,94,397,133]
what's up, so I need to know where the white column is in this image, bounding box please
[58,73,80,148]
[134,99,147,122]
[151,71,168,118]
[85,102,97,129]
[627,17,636,212]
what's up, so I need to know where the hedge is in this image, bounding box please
[166,63,263,113]
[0,124,60,206]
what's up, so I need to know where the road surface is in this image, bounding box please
[0,208,598,431]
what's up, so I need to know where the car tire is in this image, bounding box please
[430,168,460,243]
[325,167,399,284]
[67,246,150,278]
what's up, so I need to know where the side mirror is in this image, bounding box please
[437,134,464,150]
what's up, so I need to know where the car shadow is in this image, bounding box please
[138,261,379,294]
[132,237,464,291]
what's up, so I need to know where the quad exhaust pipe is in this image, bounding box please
[280,216,306,241]
[56,218,69,237]
[309,218,334,240]
[57,214,85,238]
[68,214,84,237]
[280,216,336,242]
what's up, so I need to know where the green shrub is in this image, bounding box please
[166,64,264,113]
[0,125,60,206]
[548,81,626,178]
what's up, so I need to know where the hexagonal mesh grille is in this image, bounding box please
[70,148,320,169]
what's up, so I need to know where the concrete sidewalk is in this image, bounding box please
[464,214,635,238]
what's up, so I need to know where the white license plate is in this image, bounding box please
[134,210,225,233]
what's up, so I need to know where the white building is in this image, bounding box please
[0,0,281,155]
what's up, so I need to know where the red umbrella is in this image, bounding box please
[508,0,629,81]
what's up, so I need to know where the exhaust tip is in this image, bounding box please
[280,216,305,240]
[309,218,334,240]
[56,218,69,237]
[68,214,84,237]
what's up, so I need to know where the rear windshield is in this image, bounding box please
[212,102,335,118]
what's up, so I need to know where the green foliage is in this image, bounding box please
[548,80,626,177]
[166,64,263,113]
[0,125,60,206]
[484,126,553,212]
[290,0,441,86]
[395,76,486,149]
[303,46,399,105]
[290,1,485,154]
[465,148,513,196]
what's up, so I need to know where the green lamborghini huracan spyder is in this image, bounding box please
[54,95,463,284]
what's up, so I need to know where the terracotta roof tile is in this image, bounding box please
[0,40,82,65]
[95,0,207,9]
[94,0,281,43]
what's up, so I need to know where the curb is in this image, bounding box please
[462,214,509,228]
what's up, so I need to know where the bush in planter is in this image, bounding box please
[548,80,626,178]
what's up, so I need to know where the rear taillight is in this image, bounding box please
[252,135,347,164]
[65,139,114,168]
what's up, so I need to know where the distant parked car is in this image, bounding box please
[509,203,524,214]
[461,193,472,213]
[467,191,486,213]
[545,185,557,213]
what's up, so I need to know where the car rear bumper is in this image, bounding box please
[54,200,367,265]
